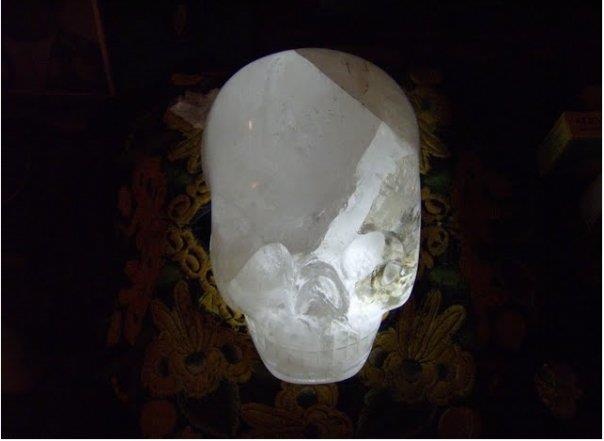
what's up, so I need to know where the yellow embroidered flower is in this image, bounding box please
[166,130,204,173]
[419,225,450,278]
[142,281,254,398]
[424,225,449,256]
[241,383,353,438]
[167,175,211,226]
[421,187,450,223]
[165,227,245,327]
[413,87,453,130]
[408,84,450,175]
[419,127,450,175]
[419,188,452,277]
[362,290,474,406]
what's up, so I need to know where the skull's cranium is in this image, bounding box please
[202,49,420,383]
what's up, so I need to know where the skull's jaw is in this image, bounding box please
[218,239,416,384]
[246,313,382,384]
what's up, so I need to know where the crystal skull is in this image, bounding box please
[202,48,420,383]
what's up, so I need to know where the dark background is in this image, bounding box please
[2,0,601,437]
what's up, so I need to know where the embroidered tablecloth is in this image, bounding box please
[107,69,582,438]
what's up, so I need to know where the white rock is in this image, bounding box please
[227,242,294,318]
[341,231,386,281]
[202,49,420,383]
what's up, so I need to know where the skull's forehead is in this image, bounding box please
[203,50,414,257]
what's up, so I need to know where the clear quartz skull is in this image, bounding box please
[202,48,420,384]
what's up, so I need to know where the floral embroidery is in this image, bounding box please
[142,281,254,398]
[167,174,211,226]
[421,187,450,223]
[408,76,452,175]
[118,257,165,345]
[419,187,453,277]
[165,227,245,327]
[362,290,474,405]
[112,157,168,345]
[419,127,450,175]
[166,130,204,174]
[103,75,577,438]
[121,157,168,257]
[241,383,353,438]
[413,87,453,130]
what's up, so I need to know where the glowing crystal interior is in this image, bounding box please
[202,48,420,383]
